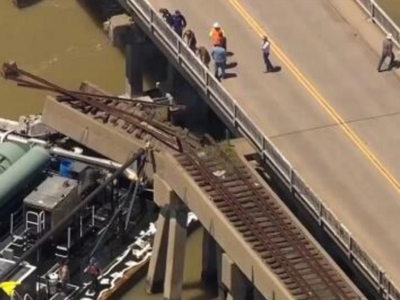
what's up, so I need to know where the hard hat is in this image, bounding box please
[213,22,220,28]
[387,33,393,40]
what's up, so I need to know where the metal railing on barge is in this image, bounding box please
[118,0,400,298]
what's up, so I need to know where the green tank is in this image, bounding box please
[0,142,29,175]
[0,146,51,208]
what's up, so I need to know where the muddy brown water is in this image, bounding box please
[1,0,398,299]
[0,0,125,119]
[376,0,400,25]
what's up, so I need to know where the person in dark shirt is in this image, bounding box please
[171,10,187,37]
[159,8,173,27]
[86,257,101,293]
[218,32,227,51]
[183,29,197,52]
[197,46,211,68]
[378,33,395,72]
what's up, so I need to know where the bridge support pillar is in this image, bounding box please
[148,175,188,299]
[201,228,218,287]
[125,25,145,97]
[164,205,188,300]
[165,62,176,92]
[221,253,249,300]
[146,205,170,293]
[104,14,131,49]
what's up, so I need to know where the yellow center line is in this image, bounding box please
[228,0,400,194]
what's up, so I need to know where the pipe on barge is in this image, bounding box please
[0,146,51,208]
[0,131,138,180]
[0,141,29,175]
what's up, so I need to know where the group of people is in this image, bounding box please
[159,8,241,81]
[57,257,102,295]
[159,7,400,79]
[158,8,277,79]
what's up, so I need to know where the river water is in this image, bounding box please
[376,0,400,25]
[0,0,125,119]
[0,0,398,299]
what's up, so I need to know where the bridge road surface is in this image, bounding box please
[146,0,400,288]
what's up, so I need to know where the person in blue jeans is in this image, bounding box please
[171,10,187,37]
[211,44,227,81]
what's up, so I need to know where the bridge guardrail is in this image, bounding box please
[125,0,400,298]
[354,0,400,48]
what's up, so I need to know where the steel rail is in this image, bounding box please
[16,81,185,109]
[176,137,361,299]
[204,135,349,299]
[2,62,182,151]
[177,142,318,299]
[6,70,179,137]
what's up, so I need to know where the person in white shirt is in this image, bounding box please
[262,36,274,73]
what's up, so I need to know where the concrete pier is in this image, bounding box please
[105,15,160,96]
[221,253,249,300]
[146,175,189,300]
[164,205,188,300]
[201,229,218,286]
[146,205,170,293]
[104,14,131,48]
[125,25,145,97]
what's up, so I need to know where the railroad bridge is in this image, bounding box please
[32,77,365,300]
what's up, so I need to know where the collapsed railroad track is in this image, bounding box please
[2,62,362,299]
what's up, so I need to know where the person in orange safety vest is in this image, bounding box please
[209,22,226,49]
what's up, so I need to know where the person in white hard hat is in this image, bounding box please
[378,33,395,72]
[209,22,226,49]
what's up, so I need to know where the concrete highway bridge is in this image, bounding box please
[108,0,400,299]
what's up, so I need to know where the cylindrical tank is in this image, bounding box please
[0,142,29,175]
[0,146,51,208]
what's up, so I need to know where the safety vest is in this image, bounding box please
[209,28,225,45]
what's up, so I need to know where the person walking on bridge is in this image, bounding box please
[262,36,275,73]
[378,33,395,72]
[211,44,227,81]
[172,10,187,37]
[209,22,226,49]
